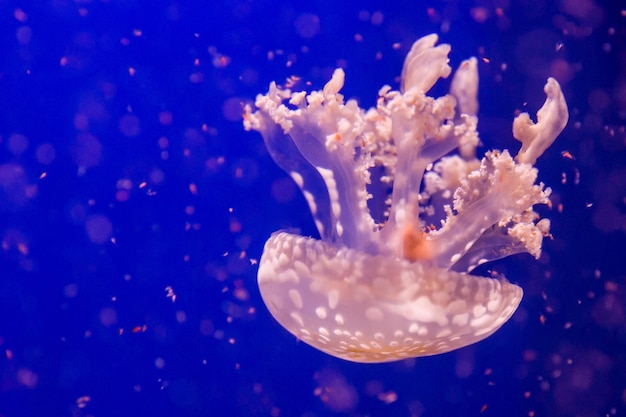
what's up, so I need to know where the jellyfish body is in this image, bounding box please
[244,34,568,363]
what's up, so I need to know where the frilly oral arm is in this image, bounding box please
[514,77,569,165]
[428,150,550,270]
[245,70,377,250]
[401,34,452,94]
[450,57,479,116]
[244,104,339,242]
[381,37,479,256]
[450,57,480,160]
[449,214,550,273]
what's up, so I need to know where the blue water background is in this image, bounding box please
[0,1,624,416]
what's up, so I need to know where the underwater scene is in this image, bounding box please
[0,1,624,416]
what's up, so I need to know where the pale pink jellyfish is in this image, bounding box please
[244,34,568,363]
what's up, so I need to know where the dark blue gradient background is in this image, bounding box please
[0,1,624,416]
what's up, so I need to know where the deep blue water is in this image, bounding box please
[0,1,625,416]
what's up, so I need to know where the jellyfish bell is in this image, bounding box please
[258,231,523,363]
[244,34,568,363]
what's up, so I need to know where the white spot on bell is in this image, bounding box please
[327,289,339,309]
[288,289,303,309]
[315,306,328,319]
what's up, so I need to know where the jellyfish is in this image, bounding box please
[244,34,568,363]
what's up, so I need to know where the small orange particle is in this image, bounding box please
[131,325,147,333]
[165,286,177,302]
[76,395,91,408]
[481,404,488,413]
[229,219,242,233]
[17,243,29,255]
[285,75,301,88]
